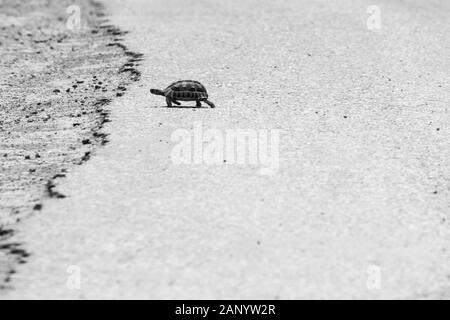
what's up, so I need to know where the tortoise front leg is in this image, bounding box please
[166,97,173,107]
[196,100,202,108]
[173,100,181,106]
[203,99,216,108]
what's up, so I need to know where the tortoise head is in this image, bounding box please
[150,89,165,96]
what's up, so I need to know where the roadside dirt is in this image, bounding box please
[0,0,141,290]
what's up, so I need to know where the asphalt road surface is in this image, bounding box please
[5,0,450,299]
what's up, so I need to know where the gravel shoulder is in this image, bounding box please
[0,0,141,290]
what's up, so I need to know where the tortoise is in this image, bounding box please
[150,80,216,108]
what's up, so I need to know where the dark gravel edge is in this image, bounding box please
[0,0,143,292]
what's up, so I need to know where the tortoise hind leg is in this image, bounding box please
[166,97,172,107]
[203,99,216,108]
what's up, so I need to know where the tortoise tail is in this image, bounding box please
[150,89,165,96]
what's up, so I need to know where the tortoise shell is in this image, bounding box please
[164,80,208,101]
